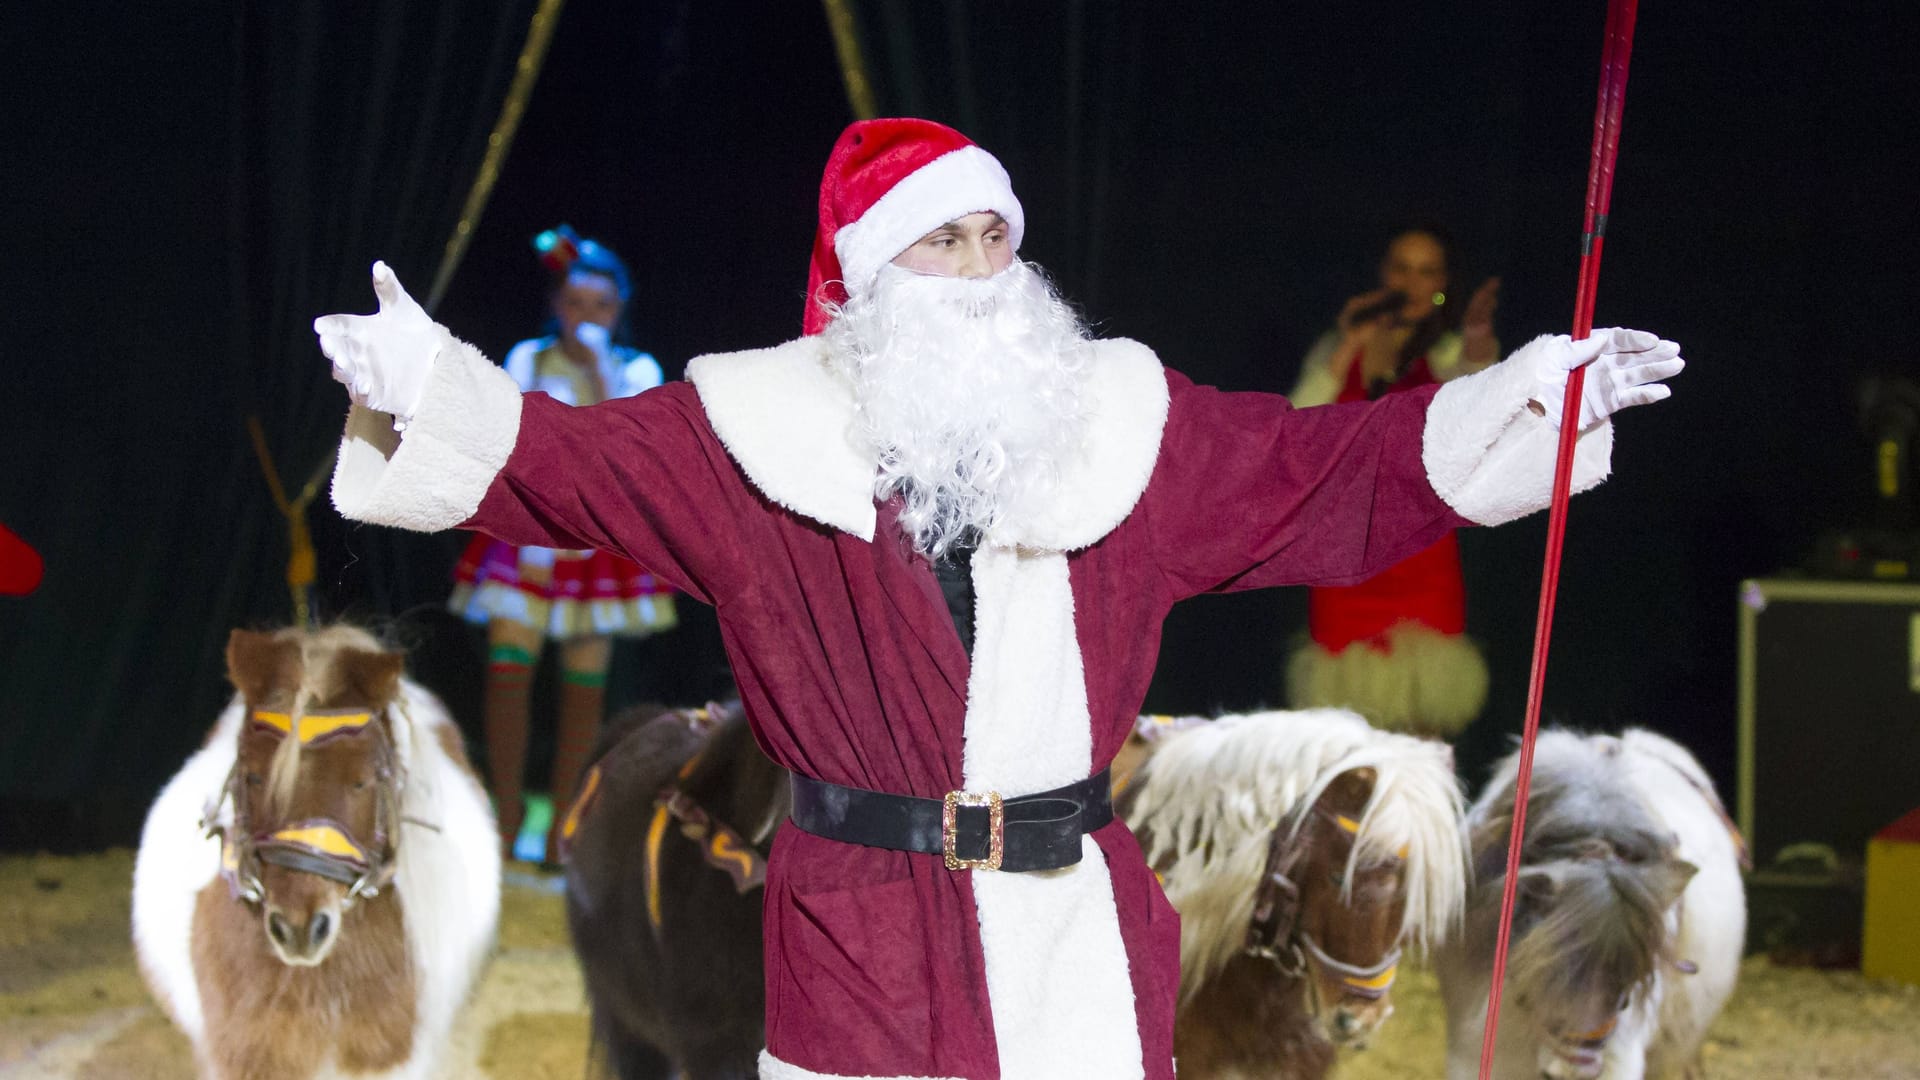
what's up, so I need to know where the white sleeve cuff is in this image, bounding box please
[330,330,524,532]
[1420,350,1613,526]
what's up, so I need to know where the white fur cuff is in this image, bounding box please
[331,331,524,532]
[1420,353,1613,526]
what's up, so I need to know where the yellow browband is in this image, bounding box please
[251,708,376,744]
[1332,813,1410,859]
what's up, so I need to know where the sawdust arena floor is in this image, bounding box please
[2,851,1916,1078]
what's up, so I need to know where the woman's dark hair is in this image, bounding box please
[1383,222,1458,389]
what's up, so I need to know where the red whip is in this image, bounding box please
[1477,1,1641,1076]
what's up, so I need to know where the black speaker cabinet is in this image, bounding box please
[1738,578,1920,869]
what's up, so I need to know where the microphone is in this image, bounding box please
[1347,290,1408,326]
[574,322,611,357]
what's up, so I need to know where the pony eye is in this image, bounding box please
[1329,871,1345,887]
[244,773,263,787]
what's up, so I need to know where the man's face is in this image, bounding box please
[891,212,1014,279]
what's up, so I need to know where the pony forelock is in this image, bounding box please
[258,624,403,817]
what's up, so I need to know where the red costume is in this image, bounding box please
[329,120,1619,1078]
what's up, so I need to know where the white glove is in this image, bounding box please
[1520,327,1685,432]
[313,261,441,423]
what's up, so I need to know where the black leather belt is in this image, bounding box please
[788,768,1113,872]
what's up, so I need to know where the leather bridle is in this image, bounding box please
[201,707,403,912]
[1244,808,1403,1001]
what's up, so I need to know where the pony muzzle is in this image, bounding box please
[263,897,344,967]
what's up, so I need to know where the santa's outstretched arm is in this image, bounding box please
[314,262,746,606]
[1144,328,1681,599]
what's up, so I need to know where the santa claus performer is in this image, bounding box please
[315,118,1682,1080]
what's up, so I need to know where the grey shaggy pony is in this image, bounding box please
[1438,727,1748,1080]
[1460,740,1694,1019]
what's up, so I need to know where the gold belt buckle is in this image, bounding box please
[942,790,1005,871]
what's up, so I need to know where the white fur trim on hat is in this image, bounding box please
[833,146,1025,299]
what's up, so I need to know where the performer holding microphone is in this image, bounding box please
[1286,225,1506,738]
[446,226,679,864]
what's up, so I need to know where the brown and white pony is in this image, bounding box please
[1436,728,1745,1080]
[1119,707,1468,1079]
[132,626,500,1079]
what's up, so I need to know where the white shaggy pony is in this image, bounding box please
[1437,728,1745,1080]
[133,627,499,1079]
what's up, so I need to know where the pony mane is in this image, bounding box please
[1464,729,1693,1008]
[261,624,402,814]
[1123,708,1467,992]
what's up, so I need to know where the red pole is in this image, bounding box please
[1477,2,1641,1076]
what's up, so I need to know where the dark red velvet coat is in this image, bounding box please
[447,336,1465,1078]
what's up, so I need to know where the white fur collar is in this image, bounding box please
[686,335,1170,552]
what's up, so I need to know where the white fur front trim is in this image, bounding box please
[331,331,523,532]
[392,681,501,1079]
[963,545,1143,1079]
[834,146,1025,299]
[986,339,1170,553]
[1421,352,1613,526]
[757,1050,959,1080]
[686,337,877,540]
[686,337,1169,553]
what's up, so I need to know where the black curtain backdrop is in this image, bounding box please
[0,2,540,842]
[842,1,1920,792]
[3,1,1916,848]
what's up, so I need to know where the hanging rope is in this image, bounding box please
[425,0,569,313]
[254,1,567,621]
[820,0,878,120]
[1477,2,1641,1076]
[246,417,330,627]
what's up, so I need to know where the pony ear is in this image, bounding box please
[337,647,406,705]
[226,629,301,702]
[1655,858,1699,905]
[1320,766,1377,818]
[1518,866,1561,907]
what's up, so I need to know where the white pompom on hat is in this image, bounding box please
[804,117,1024,335]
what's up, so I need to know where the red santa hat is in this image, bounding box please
[804,117,1025,335]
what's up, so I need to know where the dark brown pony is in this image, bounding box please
[132,626,500,1080]
[562,700,788,1080]
[1119,708,1467,1080]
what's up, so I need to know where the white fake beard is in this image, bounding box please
[826,260,1094,560]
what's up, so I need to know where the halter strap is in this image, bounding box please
[205,704,404,909]
[1298,932,1401,999]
